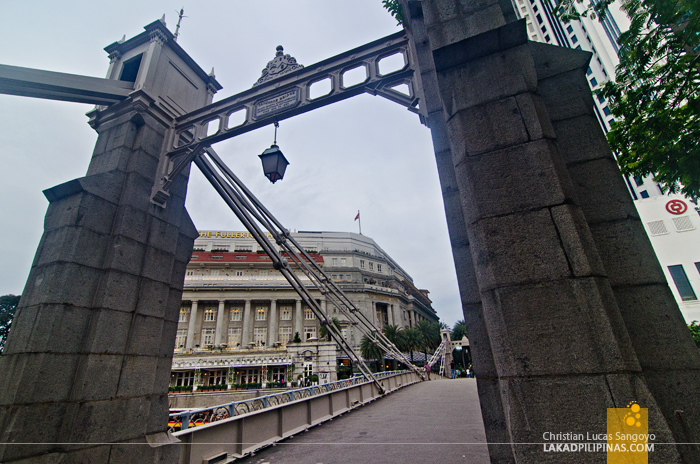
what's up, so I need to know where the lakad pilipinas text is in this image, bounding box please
[541,401,655,462]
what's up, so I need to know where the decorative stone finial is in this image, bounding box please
[118,35,126,44]
[160,14,167,25]
[209,67,216,78]
[253,45,304,87]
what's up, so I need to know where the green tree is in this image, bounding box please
[416,320,440,360]
[383,324,406,351]
[0,295,20,355]
[293,331,302,343]
[319,317,342,341]
[402,327,423,363]
[382,0,404,25]
[689,321,700,348]
[360,335,385,371]
[451,320,467,341]
[556,0,700,199]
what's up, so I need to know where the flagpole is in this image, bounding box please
[358,210,362,235]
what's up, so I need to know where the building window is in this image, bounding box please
[668,265,697,301]
[304,327,317,341]
[228,328,241,348]
[186,270,194,276]
[544,34,550,42]
[341,258,346,266]
[280,305,293,320]
[590,77,598,87]
[347,274,352,281]
[360,260,365,269]
[332,274,338,280]
[369,262,374,271]
[586,67,593,76]
[576,45,582,50]
[255,306,267,321]
[236,270,244,276]
[338,274,344,280]
[603,106,611,116]
[254,328,267,346]
[341,327,348,340]
[567,24,574,33]
[179,308,188,322]
[536,13,543,24]
[672,216,695,232]
[332,258,338,266]
[260,270,268,277]
[597,93,606,103]
[279,327,293,344]
[377,264,382,273]
[571,35,578,44]
[203,309,216,322]
[175,329,187,349]
[305,308,316,320]
[695,262,700,275]
[640,190,650,198]
[172,371,194,387]
[271,366,286,382]
[203,369,227,386]
[201,328,215,346]
[230,308,242,321]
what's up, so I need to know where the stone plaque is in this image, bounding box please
[254,88,300,119]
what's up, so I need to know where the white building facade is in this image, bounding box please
[170,230,438,390]
[635,195,700,323]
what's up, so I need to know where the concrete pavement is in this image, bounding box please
[236,377,490,464]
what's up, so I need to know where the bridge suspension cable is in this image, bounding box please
[193,147,426,391]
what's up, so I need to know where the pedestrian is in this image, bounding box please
[424,362,431,380]
[450,360,455,379]
[466,368,470,378]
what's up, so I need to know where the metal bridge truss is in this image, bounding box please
[194,147,426,392]
[427,336,448,377]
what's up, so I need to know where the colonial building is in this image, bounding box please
[170,231,438,389]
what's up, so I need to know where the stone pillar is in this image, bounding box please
[268,299,278,347]
[294,300,303,341]
[214,299,226,346]
[405,1,684,461]
[185,300,199,350]
[387,304,395,326]
[0,106,197,463]
[530,42,700,460]
[241,299,252,348]
[320,299,327,315]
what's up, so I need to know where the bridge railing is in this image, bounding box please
[172,370,422,463]
[168,370,409,432]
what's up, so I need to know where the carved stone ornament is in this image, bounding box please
[253,45,304,87]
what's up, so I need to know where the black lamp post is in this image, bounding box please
[259,122,289,183]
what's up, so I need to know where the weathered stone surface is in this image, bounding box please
[481,277,634,377]
[552,115,614,165]
[468,209,571,290]
[436,44,538,115]
[453,140,573,222]
[588,219,668,287]
[550,204,606,277]
[565,157,639,224]
[537,71,595,122]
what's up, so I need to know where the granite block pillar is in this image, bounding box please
[530,41,700,461]
[0,101,197,463]
[405,0,686,461]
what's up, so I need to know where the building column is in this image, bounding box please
[268,299,278,347]
[388,304,395,326]
[294,300,303,341]
[185,300,199,350]
[321,299,327,315]
[241,299,252,348]
[214,299,226,346]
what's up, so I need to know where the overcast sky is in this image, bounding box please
[0,1,464,326]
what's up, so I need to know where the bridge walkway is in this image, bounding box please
[235,377,489,464]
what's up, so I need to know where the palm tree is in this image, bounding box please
[360,335,385,371]
[451,320,467,341]
[416,320,440,360]
[383,324,406,350]
[319,317,342,341]
[402,327,423,363]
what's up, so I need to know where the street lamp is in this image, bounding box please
[259,121,289,183]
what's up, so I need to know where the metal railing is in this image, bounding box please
[168,371,409,431]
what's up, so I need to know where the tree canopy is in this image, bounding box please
[557,0,700,199]
[0,294,20,355]
[451,320,467,341]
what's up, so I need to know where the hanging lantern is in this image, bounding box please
[259,121,289,183]
[259,144,289,183]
